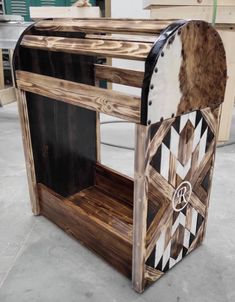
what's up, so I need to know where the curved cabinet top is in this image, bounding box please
[13,18,227,125]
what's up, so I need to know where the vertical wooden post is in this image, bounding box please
[0,49,4,90]
[132,124,149,293]
[17,89,40,215]
[9,49,16,86]
[105,0,111,17]
[96,113,101,162]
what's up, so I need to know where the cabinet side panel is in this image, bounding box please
[144,108,220,288]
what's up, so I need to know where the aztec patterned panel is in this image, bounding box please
[145,107,219,281]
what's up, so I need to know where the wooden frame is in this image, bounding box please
[14,18,227,293]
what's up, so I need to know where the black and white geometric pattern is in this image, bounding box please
[147,110,213,273]
[150,111,214,182]
[152,205,204,272]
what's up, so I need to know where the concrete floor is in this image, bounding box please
[0,103,235,302]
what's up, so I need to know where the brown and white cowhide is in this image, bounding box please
[147,21,227,125]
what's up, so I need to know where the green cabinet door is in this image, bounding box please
[4,0,31,21]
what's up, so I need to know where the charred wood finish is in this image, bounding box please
[21,35,152,61]
[95,64,144,88]
[16,71,141,122]
[144,108,221,289]
[13,18,227,293]
[34,19,172,35]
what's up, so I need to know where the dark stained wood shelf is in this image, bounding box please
[38,164,134,278]
[68,186,133,244]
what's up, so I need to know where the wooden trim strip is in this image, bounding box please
[34,19,170,35]
[86,34,156,43]
[95,64,144,88]
[21,35,152,61]
[16,71,141,123]
[16,90,40,215]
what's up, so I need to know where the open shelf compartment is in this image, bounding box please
[38,164,134,278]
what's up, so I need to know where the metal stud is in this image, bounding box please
[149,101,152,106]
[150,84,154,90]
[147,120,151,125]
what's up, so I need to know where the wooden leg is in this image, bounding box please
[132,124,149,293]
[17,89,40,215]
[0,49,4,90]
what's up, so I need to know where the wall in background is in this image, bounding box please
[111,0,149,18]
[111,0,150,98]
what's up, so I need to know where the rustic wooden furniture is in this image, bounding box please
[13,18,227,293]
[143,0,235,142]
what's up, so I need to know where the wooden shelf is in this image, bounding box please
[37,164,134,278]
[68,186,133,243]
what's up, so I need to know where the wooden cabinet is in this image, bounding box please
[14,18,226,293]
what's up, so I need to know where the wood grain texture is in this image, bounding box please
[95,64,144,88]
[34,19,171,35]
[21,35,152,61]
[86,34,156,43]
[142,108,221,287]
[132,125,150,293]
[38,183,133,278]
[144,265,163,284]
[16,71,141,123]
[68,186,133,243]
[16,90,40,215]
[95,163,134,207]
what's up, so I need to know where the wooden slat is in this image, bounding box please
[68,186,133,243]
[34,19,171,35]
[95,64,144,88]
[16,71,141,123]
[21,35,152,61]
[86,34,157,43]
